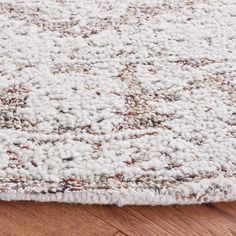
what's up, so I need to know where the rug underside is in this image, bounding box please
[0,0,235,206]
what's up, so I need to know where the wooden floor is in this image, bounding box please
[0,201,236,236]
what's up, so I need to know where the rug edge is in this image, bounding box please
[1,177,236,206]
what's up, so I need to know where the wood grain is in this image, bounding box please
[0,201,235,236]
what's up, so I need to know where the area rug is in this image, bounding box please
[0,0,235,206]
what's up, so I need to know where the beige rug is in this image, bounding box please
[0,0,235,205]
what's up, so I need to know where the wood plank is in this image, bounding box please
[213,202,236,218]
[0,201,117,236]
[85,205,172,236]
[0,201,236,236]
[127,202,236,236]
[128,205,212,236]
[114,231,128,236]
[173,204,236,236]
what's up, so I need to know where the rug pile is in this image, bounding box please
[0,0,235,205]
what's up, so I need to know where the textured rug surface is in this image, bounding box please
[0,0,235,206]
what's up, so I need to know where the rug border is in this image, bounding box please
[1,177,236,206]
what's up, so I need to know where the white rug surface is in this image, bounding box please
[0,0,236,206]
